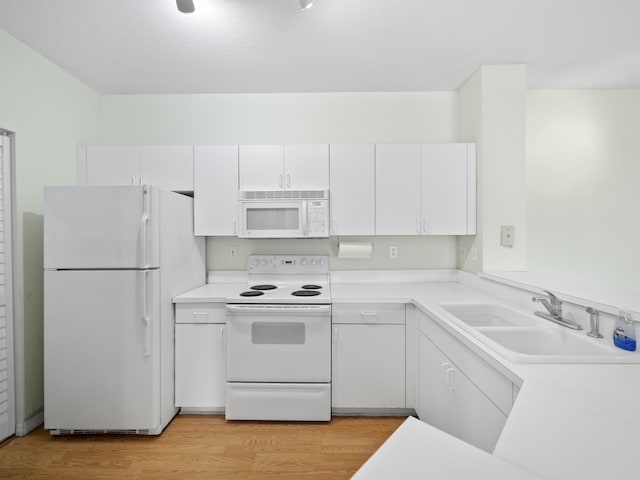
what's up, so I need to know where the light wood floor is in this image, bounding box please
[0,415,406,479]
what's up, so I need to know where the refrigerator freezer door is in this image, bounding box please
[44,269,161,432]
[44,186,160,269]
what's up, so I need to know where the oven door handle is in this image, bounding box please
[225,304,331,316]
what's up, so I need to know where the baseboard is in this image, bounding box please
[16,410,44,437]
[331,408,416,417]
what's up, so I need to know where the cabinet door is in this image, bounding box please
[284,144,329,190]
[140,146,194,192]
[421,144,470,235]
[375,144,421,235]
[175,324,226,409]
[238,145,283,190]
[332,324,405,408]
[329,144,375,235]
[417,332,452,432]
[450,366,508,453]
[194,145,239,236]
[85,146,140,186]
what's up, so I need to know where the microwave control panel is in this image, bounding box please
[307,200,329,237]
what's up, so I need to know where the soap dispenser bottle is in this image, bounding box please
[613,310,636,352]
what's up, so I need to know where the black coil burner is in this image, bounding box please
[239,290,264,297]
[250,284,278,291]
[301,284,322,290]
[291,290,322,297]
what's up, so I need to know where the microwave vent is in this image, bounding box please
[241,190,328,200]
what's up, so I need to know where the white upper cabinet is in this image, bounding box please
[421,143,476,235]
[82,146,139,186]
[139,145,194,192]
[80,145,194,192]
[375,144,422,235]
[238,145,283,191]
[283,144,329,190]
[375,143,476,236]
[194,145,239,236]
[329,144,375,236]
[238,144,329,191]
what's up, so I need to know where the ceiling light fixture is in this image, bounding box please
[299,0,316,10]
[176,0,195,14]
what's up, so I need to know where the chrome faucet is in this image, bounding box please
[532,290,582,330]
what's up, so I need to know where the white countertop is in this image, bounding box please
[352,416,542,480]
[173,274,640,480]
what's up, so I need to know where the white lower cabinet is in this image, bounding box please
[174,304,226,409]
[417,311,513,453]
[332,304,406,409]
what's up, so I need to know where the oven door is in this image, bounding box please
[225,304,331,382]
[238,200,307,238]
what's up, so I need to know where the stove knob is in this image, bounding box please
[260,259,268,266]
[310,258,317,266]
[318,258,326,266]
[300,257,308,266]
[252,258,260,266]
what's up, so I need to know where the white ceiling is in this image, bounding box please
[1,0,639,94]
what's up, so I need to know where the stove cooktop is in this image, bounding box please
[228,255,331,305]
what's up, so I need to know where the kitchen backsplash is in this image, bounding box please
[206,236,458,271]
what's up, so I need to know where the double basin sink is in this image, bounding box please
[439,303,639,364]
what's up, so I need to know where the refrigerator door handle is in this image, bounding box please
[142,270,151,357]
[140,186,150,268]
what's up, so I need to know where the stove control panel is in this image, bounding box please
[248,255,329,274]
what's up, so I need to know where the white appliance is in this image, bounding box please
[238,190,330,238]
[43,185,205,434]
[225,255,331,421]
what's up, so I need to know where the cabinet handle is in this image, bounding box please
[440,362,450,383]
[446,367,455,390]
[192,311,209,322]
[233,219,237,236]
[139,175,144,185]
[332,221,337,235]
[131,176,137,185]
[415,217,421,234]
[333,326,339,343]
[360,311,378,319]
[220,326,225,344]
[279,174,283,188]
[422,218,428,234]
[286,173,291,189]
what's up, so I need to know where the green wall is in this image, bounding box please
[527,90,640,289]
[0,29,103,421]
[102,92,462,271]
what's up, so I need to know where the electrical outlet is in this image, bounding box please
[501,225,514,248]
[389,246,398,258]
[470,247,477,261]
[229,245,237,259]
[460,246,466,258]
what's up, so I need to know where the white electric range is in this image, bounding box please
[224,255,332,421]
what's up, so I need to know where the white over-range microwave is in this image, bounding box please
[238,190,330,238]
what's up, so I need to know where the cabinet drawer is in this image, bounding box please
[176,303,226,324]
[332,304,405,325]
[419,311,513,416]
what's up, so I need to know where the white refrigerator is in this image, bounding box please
[43,185,205,434]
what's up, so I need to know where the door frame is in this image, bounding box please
[0,130,16,440]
